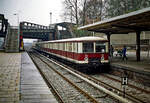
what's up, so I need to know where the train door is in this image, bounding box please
[72,42,77,61]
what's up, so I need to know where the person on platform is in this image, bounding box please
[122,45,127,61]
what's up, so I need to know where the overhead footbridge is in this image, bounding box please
[20,22,55,41]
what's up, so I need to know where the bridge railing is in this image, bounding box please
[20,22,54,30]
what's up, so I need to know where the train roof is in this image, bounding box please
[37,36,108,44]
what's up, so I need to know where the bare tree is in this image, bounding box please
[83,0,104,24]
[62,0,81,25]
[79,0,87,26]
[105,0,150,18]
[62,0,106,26]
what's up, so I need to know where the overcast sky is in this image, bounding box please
[0,0,64,26]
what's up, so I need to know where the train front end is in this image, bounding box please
[77,40,109,70]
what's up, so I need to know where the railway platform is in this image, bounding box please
[111,51,150,74]
[0,52,20,103]
[0,52,58,103]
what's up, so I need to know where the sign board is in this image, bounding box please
[122,77,128,85]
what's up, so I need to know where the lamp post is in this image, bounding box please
[13,13,20,51]
[14,13,19,27]
[50,12,52,25]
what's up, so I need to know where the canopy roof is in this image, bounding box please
[78,7,150,34]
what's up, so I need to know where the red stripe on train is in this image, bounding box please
[43,48,109,61]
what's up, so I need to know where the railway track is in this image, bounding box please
[100,74,150,94]
[42,52,149,103]
[29,52,102,103]
[37,51,149,103]
[53,59,148,103]
[28,51,133,103]
[90,73,150,103]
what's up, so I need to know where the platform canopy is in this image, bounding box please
[78,7,150,62]
[78,7,150,34]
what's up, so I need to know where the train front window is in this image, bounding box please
[83,42,94,53]
[95,42,106,53]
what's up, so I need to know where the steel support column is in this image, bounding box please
[136,31,141,61]
[106,32,111,56]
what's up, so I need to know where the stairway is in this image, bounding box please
[5,26,19,52]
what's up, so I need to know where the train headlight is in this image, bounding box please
[84,55,88,62]
[101,54,104,61]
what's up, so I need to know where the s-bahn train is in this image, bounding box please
[34,36,110,72]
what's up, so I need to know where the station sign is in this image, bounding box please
[122,77,128,85]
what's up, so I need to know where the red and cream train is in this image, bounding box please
[34,36,110,71]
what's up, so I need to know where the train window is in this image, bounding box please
[56,43,58,49]
[58,43,59,50]
[59,43,61,50]
[49,44,51,48]
[65,43,67,51]
[48,43,49,48]
[66,43,69,51]
[63,43,65,51]
[47,43,49,48]
[95,42,106,53]
[83,42,94,53]
[54,43,56,49]
[73,42,77,52]
[60,43,63,50]
[46,43,48,48]
[68,42,72,52]
[52,43,53,49]
[55,43,58,49]
[49,43,50,49]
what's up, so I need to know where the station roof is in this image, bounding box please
[78,7,150,34]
